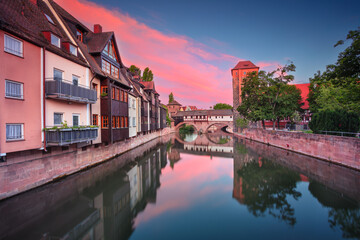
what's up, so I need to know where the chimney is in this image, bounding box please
[94,24,102,34]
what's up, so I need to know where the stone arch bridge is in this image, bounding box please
[171,109,233,133]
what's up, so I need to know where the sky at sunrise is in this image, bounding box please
[55,0,360,108]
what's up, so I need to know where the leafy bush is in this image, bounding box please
[309,109,360,136]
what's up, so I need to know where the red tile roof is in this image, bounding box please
[140,81,155,91]
[293,83,310,109]
[232,61,259,70]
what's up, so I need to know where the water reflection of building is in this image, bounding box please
[0,142,168,240]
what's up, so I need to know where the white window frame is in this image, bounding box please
[53,68,63,81]
[4,34,23,57]
[6,124,24,141]
[72,114,80,127]
[54,112,63,126]
[51,33,60,48]
[5,80,23,99]
[69,44,77,56]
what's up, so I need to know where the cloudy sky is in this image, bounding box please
[56,0,360,108]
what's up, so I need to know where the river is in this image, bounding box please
[0,132,359,239]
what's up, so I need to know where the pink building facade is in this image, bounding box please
[0,30,43,158]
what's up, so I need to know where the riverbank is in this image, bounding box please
[234,128,360,171]
[0,128,174,200]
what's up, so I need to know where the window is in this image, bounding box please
[102,59,111,74]
[111,66,119,78]
[101,116,109,128]
[44,13,55,24]
[72,75,79,86]
[69,44,77,56]
[101,86,108,96]
[76,29,83,42]
[121,90,124,101]
[102,40,117,61]
[133,117,136,127]
[93,114,98,126]
[243,71,246,75]
[54,113,63,125]
[93,83,98,92]
[4,34,23,57]
[116,116,120,128]
[51,34,60,48]
[112,87,116,100]
[125,117,128,128]
[73,114,79,126]
[116,89,120,101]
[112,116,116,128]
[132,99,135,109]
[121,117,124,128]
[5,80,23,99]
[54,69,63,81]
[6,124,23,141]
[125,92,128,102]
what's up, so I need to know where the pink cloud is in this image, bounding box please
[134,153,233,225]
[55,0,273,108]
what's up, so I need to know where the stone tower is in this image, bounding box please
[232,61,259,132]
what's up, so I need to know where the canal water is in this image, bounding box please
[0,133,359,240]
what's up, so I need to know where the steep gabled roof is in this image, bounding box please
[232,60,259,70]
[86,31,113,54]
[140,81,155,91]
[0,0,88,67]
[168,100,181,106]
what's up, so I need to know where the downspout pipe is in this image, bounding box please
[43,47,47,151]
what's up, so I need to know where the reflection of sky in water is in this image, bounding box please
[130,144,359,240]
[183,133,198,142]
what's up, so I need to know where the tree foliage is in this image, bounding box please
[129,65,141,76]
[308,27,360,116]
[309,109,360,135]
[213,103,232,110]
[237,63,303,130]
[168,92,174,103]
[142,67,154,81]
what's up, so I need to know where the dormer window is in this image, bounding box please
[76,29,83,42]
[69,44,77,56]
[51,33,60,48]
[102,40,117,61]
[44,13,55,25]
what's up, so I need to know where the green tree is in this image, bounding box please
[168,92,174,103]
[308,27,360,116]
[213,103,232,110]
[238,63,302,130]
[129,65,141,76]
[142,67,154,81]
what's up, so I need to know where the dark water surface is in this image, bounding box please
[0,133,359,240]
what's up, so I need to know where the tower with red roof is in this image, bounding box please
[231,61,259,131]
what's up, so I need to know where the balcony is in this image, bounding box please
[45,127,98,146]
[45,79,97,104]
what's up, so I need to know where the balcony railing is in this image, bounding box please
[45,79,97,104]
[45,128,98,146]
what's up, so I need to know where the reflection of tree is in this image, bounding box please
[237,159,301,226]
[309,181,360,239]
[329,209,360,239]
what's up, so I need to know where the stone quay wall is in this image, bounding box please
[237,128,360,170]
[0,128,174,200]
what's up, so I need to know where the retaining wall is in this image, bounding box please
[0,128,174,200]
[239,128,360,170]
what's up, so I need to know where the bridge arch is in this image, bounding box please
[174,121,199,132]
[206,122,231,133]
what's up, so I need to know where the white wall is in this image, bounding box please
[128,94,137,137]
